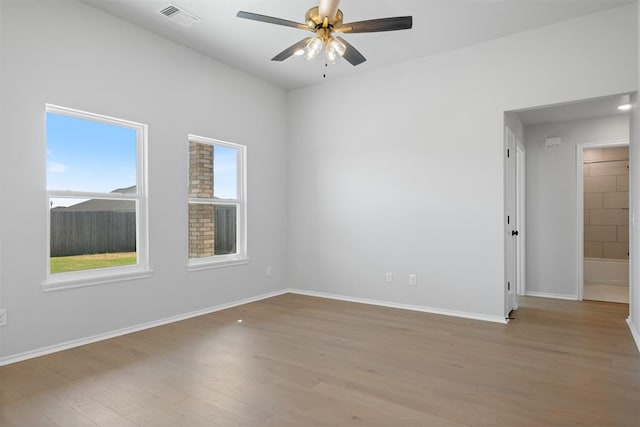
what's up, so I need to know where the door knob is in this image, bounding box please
[512,230,519,236]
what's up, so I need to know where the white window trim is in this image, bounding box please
[186,134,248,271]
[44,104,151,291]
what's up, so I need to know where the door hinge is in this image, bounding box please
[507,149,510,158]
[507,282,511,291]
[507,215,510,225]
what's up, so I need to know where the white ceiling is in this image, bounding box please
[516,94,633,126]
[81,0,633,91]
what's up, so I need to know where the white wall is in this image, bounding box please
[629,1,640,350]
[287,5,638,320]
[0,1,4,359]
[0,1,288,360]
[523,115,630,298]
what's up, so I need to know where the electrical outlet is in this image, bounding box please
[266,266,272,277]
[409,274,417,286]
[0,308,7,327]
[385,272,393,283]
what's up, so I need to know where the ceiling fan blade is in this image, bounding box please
[272,38,312,61]
[236,11,311,31]
[339,16,413,33]
[318,0,340,21]
[337,37,366,66]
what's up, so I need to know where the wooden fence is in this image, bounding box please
[215,206,236,255]
[50,211,136,257]
[50,207,236,257]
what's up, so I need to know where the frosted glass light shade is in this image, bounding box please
[305,36,324,60]
[325,37,346,64]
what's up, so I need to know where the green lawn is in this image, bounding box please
[50,252,137,274]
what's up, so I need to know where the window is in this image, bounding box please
[45,104,149,290]
[187,135,247,270]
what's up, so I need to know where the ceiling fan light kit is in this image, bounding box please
[326,37,346,63]
[305,34,326,60]
[237,0,412,67]
[302,31,346,63]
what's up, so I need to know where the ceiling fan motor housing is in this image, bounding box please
[305,6,343,30]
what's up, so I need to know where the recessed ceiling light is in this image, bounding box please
[618,94,632,111]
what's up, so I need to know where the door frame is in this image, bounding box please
[516,140,526,297]
[505,126,518,318]
[576,139,629,301]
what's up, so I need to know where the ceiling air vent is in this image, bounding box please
[158,4,202,28]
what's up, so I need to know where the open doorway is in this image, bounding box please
[578,142,629,303]
[506,93,634,314]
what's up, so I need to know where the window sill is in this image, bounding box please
[42,268,153,292]
[186,257,250,272]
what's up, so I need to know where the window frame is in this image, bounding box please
[43,104,151,291]
[187,134,248,271]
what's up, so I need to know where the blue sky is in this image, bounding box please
[47,112,238,206]
[214,145,237,199]
[47,112,137,194]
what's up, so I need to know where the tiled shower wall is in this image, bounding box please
[584,147,629,259]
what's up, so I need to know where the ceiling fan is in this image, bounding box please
[237,0,412,66]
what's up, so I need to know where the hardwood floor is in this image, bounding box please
[584,281,629,304]
[1,294,639,426]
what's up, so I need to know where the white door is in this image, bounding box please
[505,127,518,316]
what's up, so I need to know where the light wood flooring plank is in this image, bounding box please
[1,294,639,426]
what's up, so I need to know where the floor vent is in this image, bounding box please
[158,4,202,27]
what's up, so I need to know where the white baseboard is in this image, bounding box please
[0,289,288,367]
[627,317,640,353]
[4,287,567,366]
[288,288,508,324]
[525,291,578,301]
[3,288,633,366]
